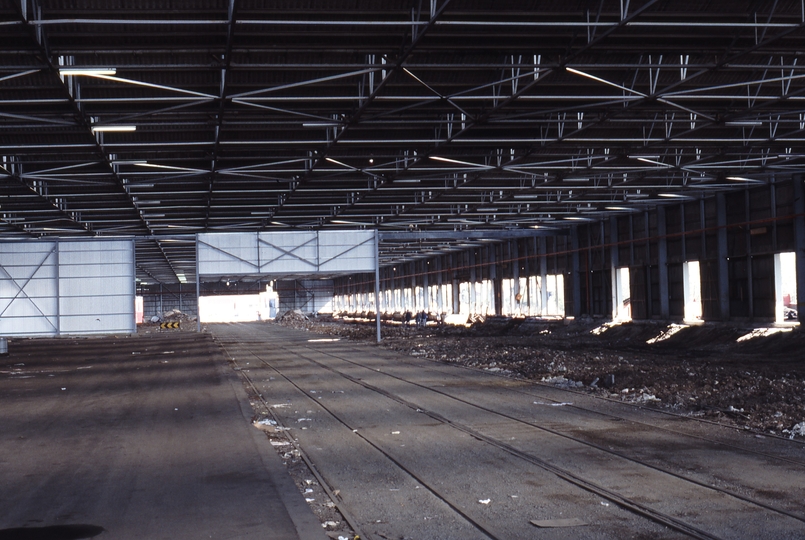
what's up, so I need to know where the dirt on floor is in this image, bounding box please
[273,314,805,440]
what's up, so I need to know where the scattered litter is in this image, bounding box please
[131,352,141,355]
[600,501,610,507]
[297,418,312,422]
[478,499,491,505]
[305,488,313,494]
[621,388,630,394]
[391,431,400,435]
[61,388,66,391]
[321,520,339,528]
[270,441,290,446]
[163,351,174,354]
[511,495,519,498]
[551,402,573,407]
[727,406,745,413]
[271,403,289,408]
[784,422,805,439]
[256,418,277,426]
[174,408,178,411]
[530,518,588,528]
[305,498,315,502]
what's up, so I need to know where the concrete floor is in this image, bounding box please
[212,322,805,540]
[0,332,325,540]
[4,323,805,540]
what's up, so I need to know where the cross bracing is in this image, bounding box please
[2,0,805,283]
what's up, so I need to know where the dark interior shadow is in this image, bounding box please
[0,525,105,540]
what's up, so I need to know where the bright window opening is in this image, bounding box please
[775,252,798,323]
[614,267,631,321]
[683,261,702,322]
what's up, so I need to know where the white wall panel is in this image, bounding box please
[198,231,376,277]
[0,243,59,336]
[318,231,375,273]
[258,231,318,274]
[0,240,135,336]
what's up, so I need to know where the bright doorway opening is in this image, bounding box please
[614,267,631,321]
[775,252,798,323]
[683,261,702,322]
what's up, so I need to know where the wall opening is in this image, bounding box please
[198,286,276,323]
[683,261,702,322]
[614,267,631,321]
[775,252,798,323]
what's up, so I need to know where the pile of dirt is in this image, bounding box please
[292,317,805,439]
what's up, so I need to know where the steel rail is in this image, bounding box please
[225,327,805,538]
[216,325,730,539]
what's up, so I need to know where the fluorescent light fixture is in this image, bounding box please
[563,177,589,182]
[430,156,488,168]
[251,211,273,216]
[726,176,764,183]
[394,179,420,183]
[177,273,187,283]
[565,216,594,221]
[605,206,633,211]
[325,157,357,170]
[60,68,117,76]
[91,125,136,133]
[302,122,340,127]
[659,193,690,198]
[269,221,287,226]
[134,162,203,172]
[477,207,498,212]
[635,157,673,167]
[134,200,161,205]
[725,121,763,126]
[513,194,536,199]
[625,193,649,199]
[628,155,660,159]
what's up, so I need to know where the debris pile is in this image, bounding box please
[275,310,311,328]
[292,316,805,438]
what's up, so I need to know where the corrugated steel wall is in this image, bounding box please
[0,240,135,336]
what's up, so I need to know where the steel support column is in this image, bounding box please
[657,206,670,319]
[793,175,805,324]
[571,227,581,317]
[717,193,730,321]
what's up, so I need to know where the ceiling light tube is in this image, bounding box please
[726,176,765,184]
[60,68,117,76]
[724,121,763,126]
[91,125,136,132]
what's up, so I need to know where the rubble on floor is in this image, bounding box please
[274,315,805,439]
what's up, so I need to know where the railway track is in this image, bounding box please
[213,323,805,540]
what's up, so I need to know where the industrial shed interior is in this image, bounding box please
[3,2,805,540]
